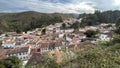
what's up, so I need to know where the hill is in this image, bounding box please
[78,10,120,26]
[65,13,79,18]
[0,11,71,34]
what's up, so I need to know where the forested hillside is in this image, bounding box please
[78,10,120,26]
[0,11,70,34]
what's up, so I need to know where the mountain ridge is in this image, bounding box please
[0,11,76,34]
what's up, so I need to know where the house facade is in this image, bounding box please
[6,46,31,60]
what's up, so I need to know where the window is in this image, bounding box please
[21,53,23,55]
[19,53,21,55]
[7,54,9,57]
[10,54,12,56]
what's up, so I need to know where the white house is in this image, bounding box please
[66,36,72,42]
[27,31,35,34]
[46,25,55,31]
[78,32,86,39]
[55,23,62,28]
[2,41,16,48]
[0,34,6,39]
[6,46,31,60]
[59,34,65,38]
[55,28,61,33]
[89,26,98,31]
[65,29,74,33]
[99,33,112,41]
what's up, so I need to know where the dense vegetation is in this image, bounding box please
[1,39,120,68]
[74,44,120,68]
[84,29,99,38]
[61,21,81,32]
[115,17,120,34]
[51,37,120,68]
[0,11,70,33]
[0,10,120,68]
[0,56,22,68]
[79,10,120,26]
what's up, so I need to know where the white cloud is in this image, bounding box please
[0,0,120,13]
[114,0,120,9]
[0,0,96,13]
[114,0,120,5]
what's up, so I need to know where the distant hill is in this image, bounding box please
[0,11,71,33]
[65,13,79,18]
[78,10,120,26]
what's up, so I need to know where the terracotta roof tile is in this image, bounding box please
[6,46,29,55]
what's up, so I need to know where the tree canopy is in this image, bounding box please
[0,56,22,68]
[0,11,70,33]
[115,17,120,34]
[70,21,80,30]
[79,10,120,26]
[84,29,98,38]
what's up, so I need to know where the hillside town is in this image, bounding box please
[0,18,116,67]
[1,0,120,67]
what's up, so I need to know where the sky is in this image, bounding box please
[0,0,120,14]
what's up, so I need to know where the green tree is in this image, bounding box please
[81,14,99,26]
[70,21,80,30]
[0,56,22,68]
[45,57,58,68]
[16,29,21,33]
[79,10,120,26]
[75,45,119,68]
[41,28,46,35]
[84,29,97,38]
[0,30,3,35]
[111,35,120,44]
[115,17,120,34]
[0,41,2,46]
[61,23,66,29]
